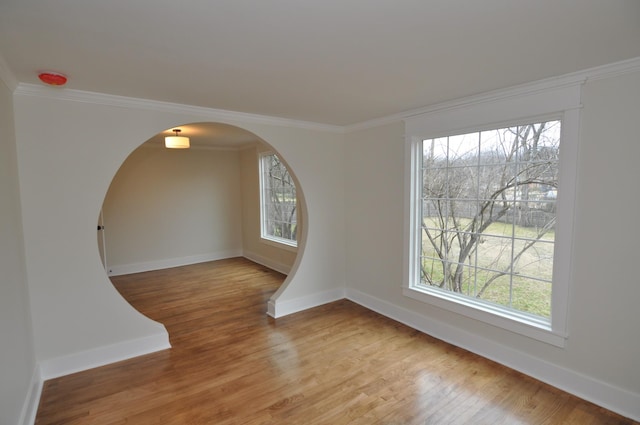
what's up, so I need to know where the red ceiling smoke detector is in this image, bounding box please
[38,71,68,86]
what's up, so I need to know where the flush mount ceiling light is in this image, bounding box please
[38,71,68,86]
[165,129,190,149]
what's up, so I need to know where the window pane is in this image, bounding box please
[419,256,445,286]
[448,132,478,167]
[480,221,514,238]
[451,264,478,296]
[475,274,512,309]
[512,277,552,318]
[423,168,447,199]
[478,201,515,232]
[480,127,517,166]
[512,240,554,281]
[447,200,478,223]
[512,202,556,241]
[475,235,513,271]
[447,166,478,200]
[477,165,517,201]
[423,137,448,168]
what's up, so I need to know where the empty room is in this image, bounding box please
[1,1,639,424]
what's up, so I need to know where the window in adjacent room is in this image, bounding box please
[259,152,298,248]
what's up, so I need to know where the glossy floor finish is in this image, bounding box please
[36,258,636,424]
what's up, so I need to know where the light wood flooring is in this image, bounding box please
[35,257,637,424]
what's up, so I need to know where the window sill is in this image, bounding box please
[403,286,567,347]
[260,236,298,252]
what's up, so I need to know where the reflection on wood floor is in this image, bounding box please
[35,257,637,424]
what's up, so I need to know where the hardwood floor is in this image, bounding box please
[36,258,636,424]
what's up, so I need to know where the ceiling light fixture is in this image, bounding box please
[165,129,190,149]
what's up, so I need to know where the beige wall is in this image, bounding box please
[567,70,640,390]
[344,69,640,412]
[103,145,244,274]
[0,78,36,424]
[13,95,171,373]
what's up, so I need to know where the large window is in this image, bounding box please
[403,82,581,346]
[419,121,559,318]
[259,152,297,248]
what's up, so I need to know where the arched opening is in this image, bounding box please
[97,122,305,321]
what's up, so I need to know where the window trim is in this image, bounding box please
[258,151,298,249]
[403,82,582,347]
[261,234,298,252]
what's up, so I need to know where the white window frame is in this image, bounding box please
[259,151,298,250]
[403,82,582,347]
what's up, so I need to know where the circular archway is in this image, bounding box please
[97,122,305,314]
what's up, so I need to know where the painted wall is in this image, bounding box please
[103,145,244,275]
[568,70,640,391]
[250,125,346,315]
[344,69,640,417]
[0,78,36,424]
[240,145,297,274]
[12,90,346,374]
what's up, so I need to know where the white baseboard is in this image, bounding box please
[108,250,242,276]
[268,288,346,318]
[39,332,171,380]
[346,288,640,422]
[18,364,43,425]
[243,250,291,275]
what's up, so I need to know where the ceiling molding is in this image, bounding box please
[11,56,640,135]
[13,83,345,134]
[344,56,640,133]
[581,55,640,82]
[0,52,18,92]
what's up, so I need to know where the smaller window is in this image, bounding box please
[259,152,298,248]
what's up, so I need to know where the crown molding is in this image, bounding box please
[345,56,640,133]
[0,52,18,92]
[583,55,640,82]
[13,83,345,134]
[11,56,640,134]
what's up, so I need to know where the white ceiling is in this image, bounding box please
[1,0,639,127]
